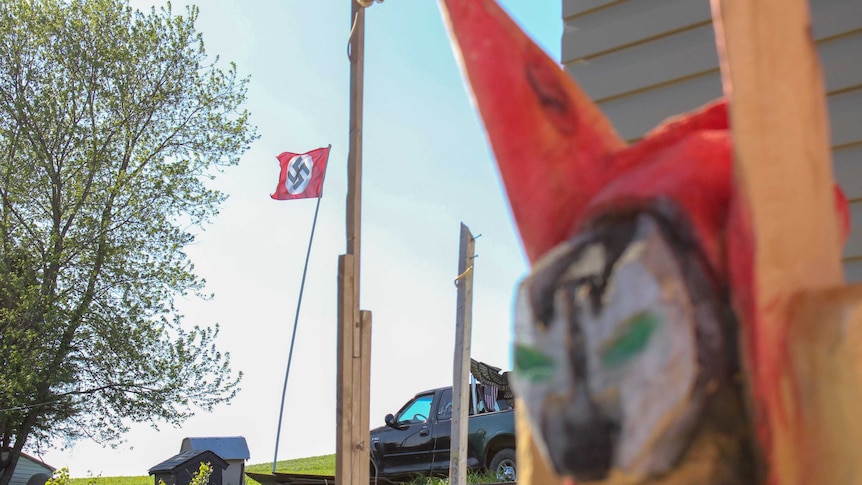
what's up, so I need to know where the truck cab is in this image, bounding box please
[370,384,516,482]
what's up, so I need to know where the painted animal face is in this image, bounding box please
[512,211,737,482]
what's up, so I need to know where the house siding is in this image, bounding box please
[562,0,862,280]
[4,455,52,485]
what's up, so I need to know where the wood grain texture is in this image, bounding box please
[336,254,357,485]
[450,223,475,485]
[788,286,862,483]
[710,0,844,482]
[515,400,565,485]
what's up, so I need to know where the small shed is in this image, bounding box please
[0,449,54,485]
[148,450,228,485]
[180,437,250,485]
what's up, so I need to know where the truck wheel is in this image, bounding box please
[489,448,517,482]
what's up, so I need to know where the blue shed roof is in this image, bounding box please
[180,436,250,460]
[149,450,228,474]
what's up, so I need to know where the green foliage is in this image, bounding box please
[45,467,99,485]
[403,470,501,485]
[0,0,256,482]
[46,467,70,485]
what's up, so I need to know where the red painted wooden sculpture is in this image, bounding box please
[440,0,852,483]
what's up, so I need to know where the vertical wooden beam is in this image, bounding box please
[710,0,842,282]
[346,1,364,269]
[450,223,475,485]
[788,286,862,483]
[710,0,844,482]
[338,2,369,484]
[516,400,564,485]
[356,310,372,484]
[336,254,356,485]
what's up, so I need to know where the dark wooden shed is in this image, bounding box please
[148,449,229,485]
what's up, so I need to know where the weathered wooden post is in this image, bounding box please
[450,223,476,485]
[713,0,862,482]
[336,1,373,484]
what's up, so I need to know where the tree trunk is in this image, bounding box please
[0,415,37,485]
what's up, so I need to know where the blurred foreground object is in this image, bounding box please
[441,0,861,483]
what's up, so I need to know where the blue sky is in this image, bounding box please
[42,0,561,477]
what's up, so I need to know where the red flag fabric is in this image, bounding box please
[271,146,331,200]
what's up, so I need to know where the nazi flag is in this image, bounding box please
[271,146,332,200]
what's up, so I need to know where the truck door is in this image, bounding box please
[373,392,436,476]
[430,387,483,472]
[429,387,455,473]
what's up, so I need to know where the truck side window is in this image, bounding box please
[438,389,453,420]
[396,394,434,424]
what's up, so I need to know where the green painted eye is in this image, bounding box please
[514,344,556,382]
[600,312,658,369]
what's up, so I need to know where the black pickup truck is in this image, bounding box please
[369,385,517,482]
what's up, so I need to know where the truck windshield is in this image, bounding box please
[397,394,434,424]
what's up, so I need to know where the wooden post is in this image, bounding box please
[516,400,564,485]
[450,223,475,485]
[346,3,364,264]
[710,0,862,482]
[336,1,371,484]
[336,254,358,485]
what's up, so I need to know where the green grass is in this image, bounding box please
[245,454,336,484]
[69,477,150,485]
[68,454,502,485]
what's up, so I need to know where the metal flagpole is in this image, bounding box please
[272,195,324,473]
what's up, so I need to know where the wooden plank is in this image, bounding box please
[347,0,364,269]
[353,310,371,485]
[711,0,844,482]
[450,223,475,485]
[562,0,711,61]
[787,286,862,482]
[339,1,368,483]
[515,399,564,485]
[336,254,357,485]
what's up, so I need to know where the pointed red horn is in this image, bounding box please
[441,0,626,263]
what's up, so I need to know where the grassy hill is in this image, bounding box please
[67,453,500,484]
[68,454,335,485]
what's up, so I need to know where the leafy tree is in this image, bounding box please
[0,0,255,483]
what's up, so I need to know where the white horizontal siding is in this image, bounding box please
[846,259,862,283]
[844,202,862,260]
[561,0,862,279]
[562,0,711,60]
[829,89,862,147]
[597,71,722,141]
[8,458,51,485]
[566,24,719,101]
[563,0,620,18]
[834,145,862,200]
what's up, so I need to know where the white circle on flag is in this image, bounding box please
[285,154,314,195]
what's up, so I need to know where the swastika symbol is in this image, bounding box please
[286,154,314,195]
